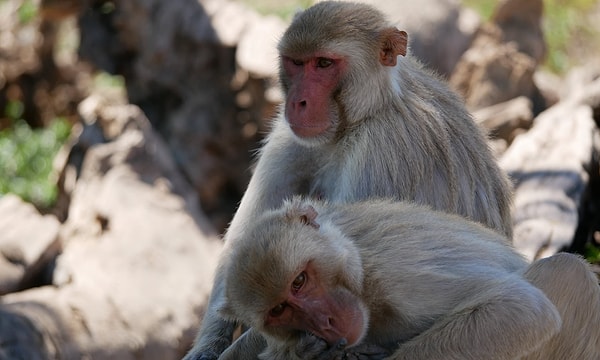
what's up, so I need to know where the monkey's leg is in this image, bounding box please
[390,279,561,360]
[521,253,600,360]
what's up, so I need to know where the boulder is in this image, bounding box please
[500,74,600,260]
[472,96,534,144]
[450,23,537,110]
[0,99,223,360]
[0,194,60,294]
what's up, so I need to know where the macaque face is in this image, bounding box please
[263,261,366,347]
[221,204,368,349]
[281,53,348,140]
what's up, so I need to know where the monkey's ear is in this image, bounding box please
[286,203,320,229]
[379,28,408,67]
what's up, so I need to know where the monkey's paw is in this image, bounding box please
[295,334,347,360]
[342,343,391,360]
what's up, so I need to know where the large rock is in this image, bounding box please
[492,0,546,64]
[0,0,87,129]
[0,99,223,359]
[472,96,534,144]
[0,194,61,294]
[77,0,271,232]
[450,0,545,111]
[450,23,537,111]
[500,72,600,261]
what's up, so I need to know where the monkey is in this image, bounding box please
[183,1,513,359]
[216,197,600,360]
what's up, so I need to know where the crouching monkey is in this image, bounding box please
[218,198,600,360]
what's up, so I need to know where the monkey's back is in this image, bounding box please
[321,200,526,344]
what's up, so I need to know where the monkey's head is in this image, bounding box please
[220,198,369,347]
[277,1,407,146]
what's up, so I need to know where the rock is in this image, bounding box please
[450,23,537,110]
[236,14,286,78]
[0,99,223,360]
[500,76,600,261]
[0,305,54,360]
[472,96,533,144]
[0,255,24,295]
[0,0,87,128]
[0,194,61,294]
[533,70,561,108]
[77,0,270,231]
[449,0,546,111]
[562,62,600,102]
[571,131,600,255]
[492,0,546,64]
[202,0,255,47]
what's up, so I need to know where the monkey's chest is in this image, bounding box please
[309,165,355,202]
[309,159,386,202]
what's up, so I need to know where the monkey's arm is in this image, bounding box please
[225,122,317,240]
[184,123,316,360]
[295,334,390,360]
[217,328,267,360]
[182,264,236,360]
[388,278,561,360]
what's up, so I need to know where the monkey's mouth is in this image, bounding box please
[308,316,364,348]
[304,330,349,352]
[288,122,331,138]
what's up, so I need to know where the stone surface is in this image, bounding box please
[472,96,534,144]
[1,99,223,360]
[500,77,600,260]
[0,194,61,294]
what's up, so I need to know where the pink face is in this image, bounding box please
[281,54,348,139]
[264,261,366,347]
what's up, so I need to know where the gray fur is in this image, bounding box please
[184,1,513,359]
[220,198,600,360]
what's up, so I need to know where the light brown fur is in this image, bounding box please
[184,1,512,359]
[219,198,600,360]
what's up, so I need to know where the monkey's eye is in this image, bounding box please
[292,272,306,292]
[269,303,286,317]
[291,59,304,66]
[316,58,333,68]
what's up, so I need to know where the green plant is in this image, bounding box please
[543,0,598,73]
[0,101,71,208]
[585,243,600,264]
[238,0,312,19]
[17,0,37,24]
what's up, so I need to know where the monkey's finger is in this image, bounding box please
[343,343,390,360]
[295,334,329,358]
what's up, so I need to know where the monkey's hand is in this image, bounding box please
[295,334,347,360]
[295,335,390,360]
[182,318,237,360]
[342,343,391,360]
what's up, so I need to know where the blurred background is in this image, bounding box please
[0,0,599,359]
